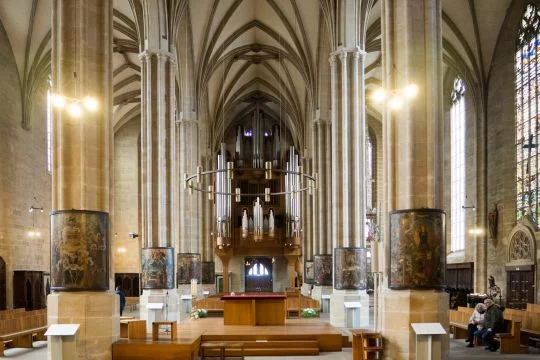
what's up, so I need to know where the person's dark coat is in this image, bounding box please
[484,304,505,332]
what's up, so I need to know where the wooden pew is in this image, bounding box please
[494,319,528,354]
[120,319,147,339]
[0,309,47,356]
[504,304,540,350]
[125,297,139,312]
[448,307,472,339]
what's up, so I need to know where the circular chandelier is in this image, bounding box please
[184,161,317,201]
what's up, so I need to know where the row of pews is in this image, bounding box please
[449,303,540,353]
[0,308,47,356]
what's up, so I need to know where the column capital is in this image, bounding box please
[178,118,199,126]
[313,118,331,126]
[139,49,175,62]
[329,47,366,59]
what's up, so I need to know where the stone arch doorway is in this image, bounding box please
[244,257,273,292]
[505,223,536,309]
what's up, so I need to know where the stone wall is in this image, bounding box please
[0,26,51,308]
[487,0,540,303]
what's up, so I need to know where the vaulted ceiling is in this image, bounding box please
[0,0,514,141]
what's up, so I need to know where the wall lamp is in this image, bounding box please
[28,206,44,213]
[462,205,476,211]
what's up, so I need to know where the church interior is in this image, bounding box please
[1,0,540,359]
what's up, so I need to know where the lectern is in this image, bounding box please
[410,323,446,360]
[45,324,80,360]
[146,303,164,330]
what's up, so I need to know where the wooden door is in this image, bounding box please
[245,257,273,292]
[0,257,5,310]
[506,269,535,309]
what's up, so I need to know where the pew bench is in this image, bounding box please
[125,297,139,312]
[448,307,473,339]
[0,326,47,357]
[493,319,528,354]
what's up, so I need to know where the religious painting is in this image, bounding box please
[50,210,109,291]
[334,248,367,290]
[141,247,175,289]
[177,253,201,285]
[305,261,314,284]
[388,209,446,290]
[201,261,215,284]
[314,254,332,286]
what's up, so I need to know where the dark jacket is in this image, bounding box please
[484,304,504,332]
[116,289,126,309]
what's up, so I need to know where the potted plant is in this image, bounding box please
[301,308,319,318]
[191,308,208,319]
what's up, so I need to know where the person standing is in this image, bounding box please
[115,286,126,316]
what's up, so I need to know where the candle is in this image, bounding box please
[191,279,198,296]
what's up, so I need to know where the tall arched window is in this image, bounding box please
[366,131,374,211]
[516,4,540,222]
[47,80,52,174]
[451,77,466,251]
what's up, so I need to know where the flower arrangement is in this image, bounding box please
[301,308,319,318]
[190,308,208,319]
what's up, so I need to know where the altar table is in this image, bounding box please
[220,294,286,325]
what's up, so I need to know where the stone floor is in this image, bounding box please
[3,307,540,359]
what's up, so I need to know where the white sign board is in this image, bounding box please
[45,324,80,336]
[411,323,446,335]
[344,301,362,308]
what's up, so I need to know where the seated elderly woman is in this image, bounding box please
[466,302,486,347]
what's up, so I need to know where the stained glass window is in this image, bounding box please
[516,4,540,222]
[451,77,466,252]
[248,263,269,276]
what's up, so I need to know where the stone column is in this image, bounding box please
[49,1,118,359]
[176,118,202,296]
[381,1,448,359]
[311,118,334,302]
[329,48,369,328]
[138,47,178,322]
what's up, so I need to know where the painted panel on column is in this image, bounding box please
[305,261,314,284]
[314,254,332,286]
[177,253,201,284]
[389,209,446,290]
[50,210,109,291]
[141,247,175,289]
[334,248,368,290]
[201,261,215,284]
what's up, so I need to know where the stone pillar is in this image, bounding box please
[315,119,332,254]
[138,2,178,323]
[178,118,200,253]
[381,0,448,358]
[49,1,118,359]
[312,118,333,299]
[328,39,369,328]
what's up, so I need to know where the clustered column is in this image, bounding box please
[381,0,448,358]
[49,1,118,358]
